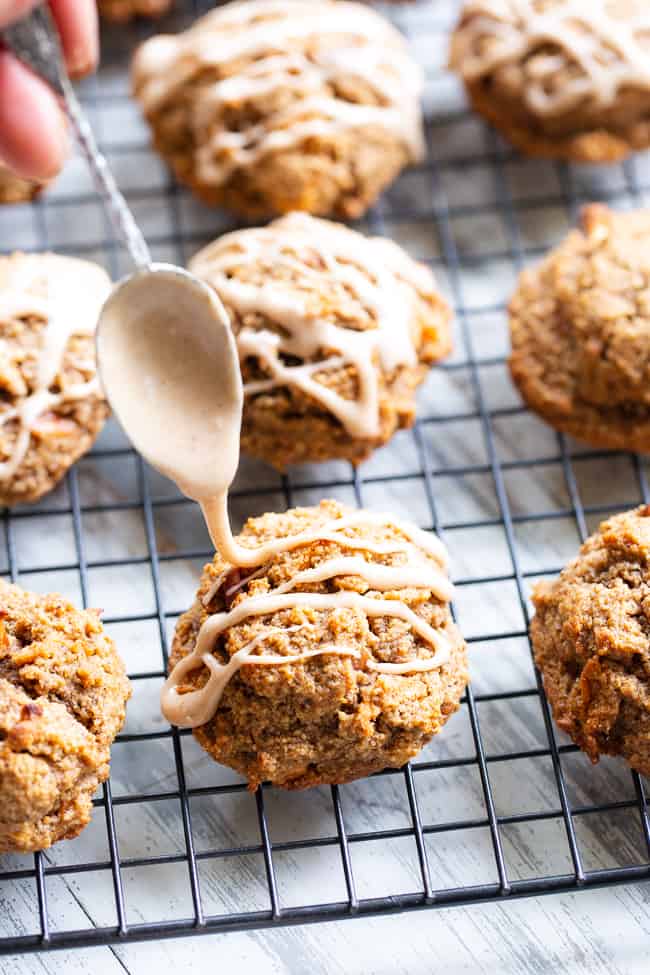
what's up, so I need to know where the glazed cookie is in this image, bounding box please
[132,0,424,219]
[166,500,467,789]
[532,505,650,777]
[509,204,650,452]
[450,1,650,162]
[190,213,451,468]
[0,581,130,852]
[0,166,42,205]
[98,0,173,22]
[0,253,111,506]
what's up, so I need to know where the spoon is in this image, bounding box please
[2,5,244,509]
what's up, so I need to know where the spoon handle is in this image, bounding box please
[2,4,151,269]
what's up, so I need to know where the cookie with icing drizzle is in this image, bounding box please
[190,212,451,468]
[131,0,425,218]
[166,499,467,790]
[450,0,650,162]
[98,0,173,23]
[0,253,111,506]
[509,204,650,451]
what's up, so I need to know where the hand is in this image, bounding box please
[0,0,99,182]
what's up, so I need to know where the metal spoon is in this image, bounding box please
[1,5,243,500]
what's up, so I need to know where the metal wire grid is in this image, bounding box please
[1,0,650,956]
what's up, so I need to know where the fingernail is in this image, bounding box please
[41,115,69,180]
[68,45,95,76]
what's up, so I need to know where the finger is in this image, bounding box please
[0,52,68,181]
[49,0,99,77]
[0,0,38,29]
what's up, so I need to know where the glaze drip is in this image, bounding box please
[455,0,650,116]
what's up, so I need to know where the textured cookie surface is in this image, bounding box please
[450,1,650,162]
[99,0,172,22]
[509,204,650,451]
[132,0,424,219]
[0,252,111,506]
[170,500,467,789]
[532,505,650,777]
[190,213,451,467]
[0,581,130,852]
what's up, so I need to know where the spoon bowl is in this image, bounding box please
[96,264,243,503]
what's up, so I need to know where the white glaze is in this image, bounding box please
[455,0,650,116]
[133,0,425,183]
[162,625,360,729]
[200,492,448,570]
[271,555,453,602]
[162,578,451,729]
[190,213,439,441]
[0,255,110,480]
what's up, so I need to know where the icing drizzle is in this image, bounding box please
[133,0,425,185]
[0,255,111,480]
[161,505,455,729]
[454,0,650,115]
[190,213,442,440]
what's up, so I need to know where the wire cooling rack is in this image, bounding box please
[1,0,650,956]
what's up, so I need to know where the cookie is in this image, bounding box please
[167,500,467,789]
[0,253,111,506]
[190,213,451,468]
[0,166,42,205]
[132,0,425,219]
[98,0,172,22]
[509,204,650,452]
[450,1,650,162]
[532,505,650,777]
[0,581,131,852]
